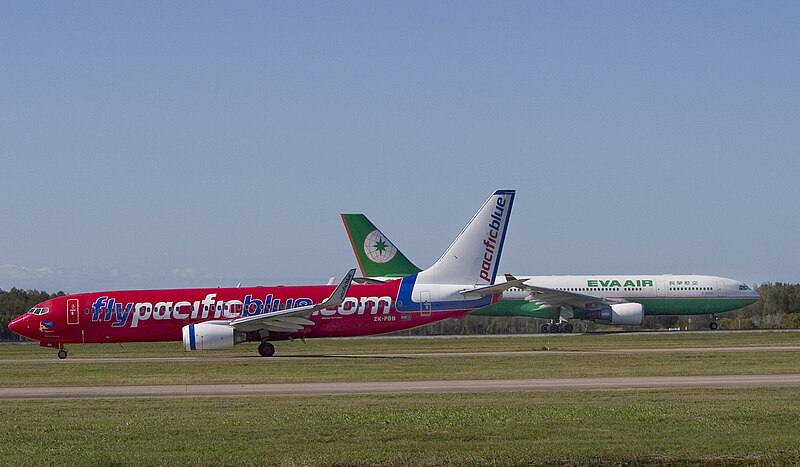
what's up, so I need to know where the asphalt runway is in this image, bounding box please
[3,374,800,400]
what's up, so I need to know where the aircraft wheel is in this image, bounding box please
[57,349,68,359]
[258,341,275,357]
[563,323,574,333]
[540,323,550,333]
[549,323,561,333]
[709,322,718,330]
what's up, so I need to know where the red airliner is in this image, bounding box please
[9,190,519,358]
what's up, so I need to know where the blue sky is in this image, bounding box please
[1,1,798,292]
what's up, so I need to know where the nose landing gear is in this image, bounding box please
[42,342,68,359]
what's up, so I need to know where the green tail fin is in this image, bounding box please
[341,214,422,278]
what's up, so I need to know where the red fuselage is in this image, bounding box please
[8,280,473,347]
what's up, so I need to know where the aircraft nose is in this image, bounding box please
[8,315,31,338]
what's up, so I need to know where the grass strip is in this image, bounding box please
[1,389,799,466]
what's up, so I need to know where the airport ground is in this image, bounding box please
[2,331,800,465]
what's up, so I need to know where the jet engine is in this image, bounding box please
[182,322,246,351]
[588,302,644,326]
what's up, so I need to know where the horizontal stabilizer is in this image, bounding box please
[353,277,388,285]
[459,277,529,299]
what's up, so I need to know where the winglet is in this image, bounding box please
[325,268,356,308]
[314,268,356,310]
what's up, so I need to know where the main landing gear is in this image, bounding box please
[709,315,719,330]
[257,340,275,357]
[57,348,68,359]
[539,322,574,333]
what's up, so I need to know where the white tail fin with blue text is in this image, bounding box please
[416,190,515,286]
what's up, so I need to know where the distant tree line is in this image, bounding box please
[2,283,799,341]
[715,282,800,330]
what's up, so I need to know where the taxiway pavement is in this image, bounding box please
[3,374,800,400]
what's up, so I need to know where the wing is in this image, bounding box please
[505,274,626,311]
[229,268,356,333]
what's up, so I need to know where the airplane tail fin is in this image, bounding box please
[341,214,422,278]
[417,190,515,285]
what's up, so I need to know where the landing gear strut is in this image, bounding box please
[257,341,275,357]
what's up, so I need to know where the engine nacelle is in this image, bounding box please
[182,322,245,351]
[590,302,644,326]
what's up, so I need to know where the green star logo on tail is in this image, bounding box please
[363,230,397,264]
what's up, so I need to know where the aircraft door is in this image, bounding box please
[420,291,431,316]
[657,282,667,297]
[67,299,79,325]
[717,281,726,297]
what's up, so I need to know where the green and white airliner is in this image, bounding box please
[342,214,760,332]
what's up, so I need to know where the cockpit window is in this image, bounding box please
[739,284,751,291]
[28,307,50,315]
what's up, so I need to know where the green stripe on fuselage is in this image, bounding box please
[470,297,759,319]
[633,297,760,315]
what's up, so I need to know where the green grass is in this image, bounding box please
[3,350,800,388]
[2,389,800,466]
